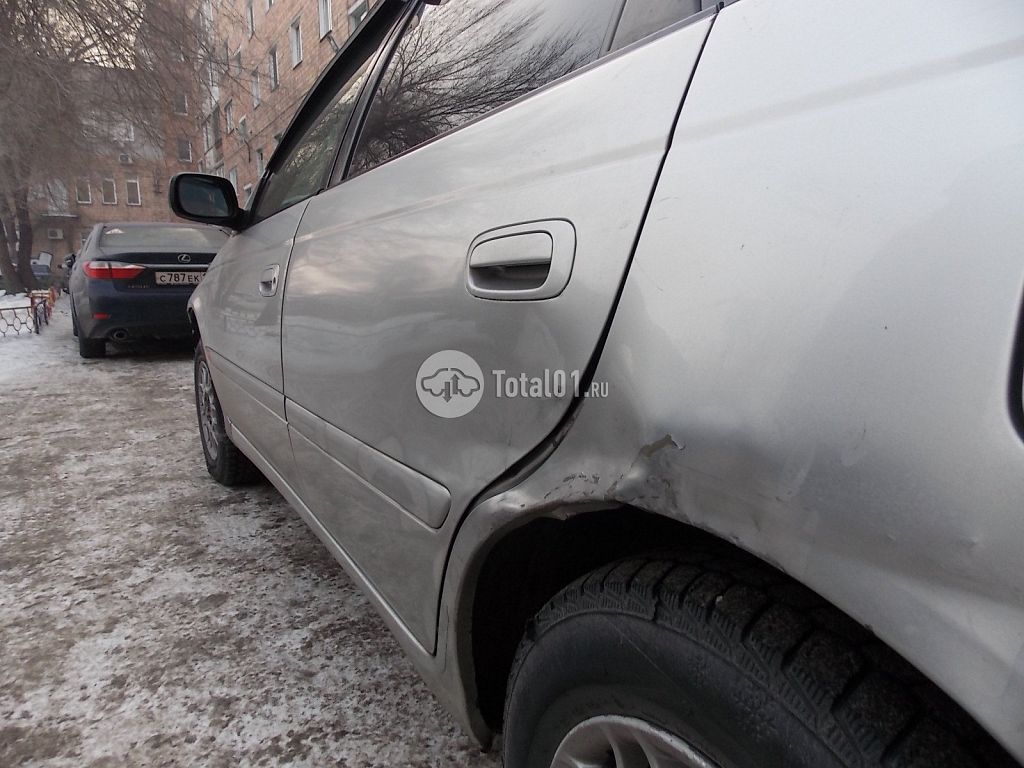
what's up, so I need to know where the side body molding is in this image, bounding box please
[286,399,452,529]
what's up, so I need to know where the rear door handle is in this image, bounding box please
[259,264,280,297]
[467,220,575,300]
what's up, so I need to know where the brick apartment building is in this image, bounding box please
[27,65,201,266]
[25,0,373,269]
[201,0,378,202]
[30,113,199,264]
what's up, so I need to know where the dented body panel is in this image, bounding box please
[441,0,1024,759]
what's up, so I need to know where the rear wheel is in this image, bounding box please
[194,341,260,486]
[77,333,105,358]
[503,555,1016,768]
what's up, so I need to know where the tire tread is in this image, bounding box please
[507,551,1017,768]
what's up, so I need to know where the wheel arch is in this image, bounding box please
[464,504,756,730]
[459,501,1015,767]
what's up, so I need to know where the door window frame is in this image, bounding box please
[242,0,410,227]
[328,0,628,186]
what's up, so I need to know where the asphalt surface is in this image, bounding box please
[0,300,500,767]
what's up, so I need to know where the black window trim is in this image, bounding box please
[244,0,410,226]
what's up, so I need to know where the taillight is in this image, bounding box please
[83,261,145,280]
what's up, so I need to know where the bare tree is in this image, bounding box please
[0,0,237,292]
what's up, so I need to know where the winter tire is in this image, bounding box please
[503,554,1017,768]
[194,341,261,486]
[77,333,105,358]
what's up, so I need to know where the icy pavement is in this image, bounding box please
[0,301,499,767]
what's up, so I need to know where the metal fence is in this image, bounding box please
[0,288,58,337]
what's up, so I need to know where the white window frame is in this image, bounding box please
[266,0,273,9]
[75,179,92,204]
[101,178,117,205]
[251,69,261,107]
[268,47,279,90]
[173,93,188,115]
[228,167,239,194]
[290,19,303,66]
[233,50,243,75]
[318,0,332,39]
[238,116,249,140]
[348,0,368,29]
[245,0,255,36]
[125,177,142,206]
[256,147,265,176]
[225,101,234,133]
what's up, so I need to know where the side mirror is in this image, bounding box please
[169,173,242,229]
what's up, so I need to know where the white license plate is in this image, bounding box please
[155,271,204,286]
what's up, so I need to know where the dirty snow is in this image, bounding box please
[0,301,499,767]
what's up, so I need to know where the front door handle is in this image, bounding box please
[467,220,575,300]
[259,264,280,297]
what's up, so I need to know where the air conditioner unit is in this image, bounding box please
[119,153,133,165]
[47,228,64,241]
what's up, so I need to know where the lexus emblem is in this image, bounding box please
[177,253,192,264]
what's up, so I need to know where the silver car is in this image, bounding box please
[170,0,1024,765]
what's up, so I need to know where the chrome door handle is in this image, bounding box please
[259,264,280,297]
[466,220,576,301]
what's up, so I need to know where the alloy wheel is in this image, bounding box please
[197,360,220,461]
[551,716,719,768]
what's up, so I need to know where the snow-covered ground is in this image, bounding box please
[0,301,497,767]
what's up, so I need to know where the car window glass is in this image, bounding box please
[612,0,711,51]
[99,225,227,249]
[255,43,381,220]
[349,0,622,176]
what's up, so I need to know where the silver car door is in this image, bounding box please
[196,21,394,478]
[281,0,715,649]
[197,206,306,478]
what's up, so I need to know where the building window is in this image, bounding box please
[245,0,254,36]
[225,101,234,133]
[75,179,91,204]
[251,69,261,107]
[233,50,243,75]
[268,47,279,90]
[242,183,253,206]
[318,0,332,38]
[266,0,273,9]
[228,167,238,194]
[348,0,368,29]
[173,93,188,114]
[46,181,69,213]
[256,148,265,176]
[238,116,249,140]
[80,232,90,249]
[152,174,162,193]
[290,19,303,66]
[112,121,134,142]
[177,138,192,162]
[125,177,141,206]
[101,178,117,205]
